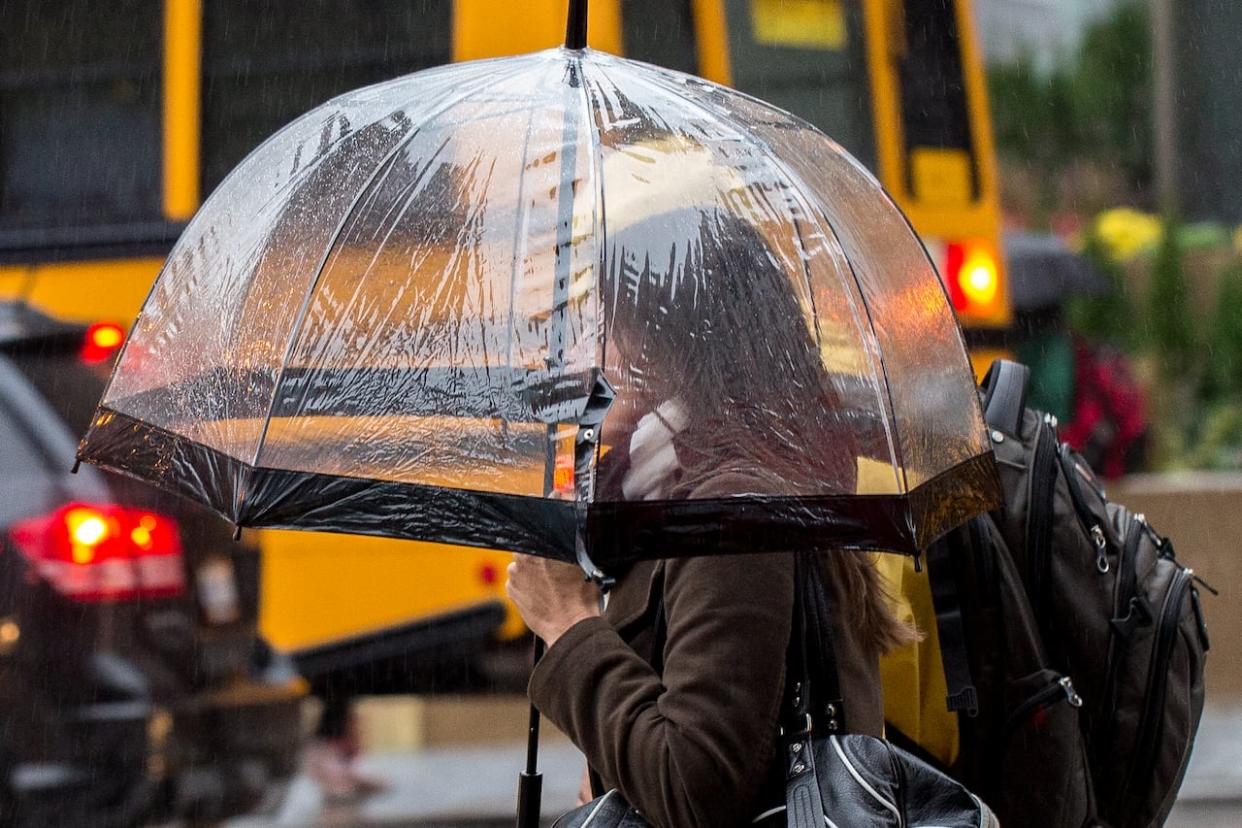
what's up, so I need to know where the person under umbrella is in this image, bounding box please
[74,8,1002,823]
[507,212,915,827]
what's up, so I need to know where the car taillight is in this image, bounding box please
[8,504,184,602]
[943,241,1001,316]
[80,322,126,364]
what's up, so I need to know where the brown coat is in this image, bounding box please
[529,551,884,828]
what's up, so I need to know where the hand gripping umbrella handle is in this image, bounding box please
[517,374,615,828]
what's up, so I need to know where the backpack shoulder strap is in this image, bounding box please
[928,525,979,717]
[981,359,1031,436]
[928,359,1031,714]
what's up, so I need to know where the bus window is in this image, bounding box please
[895,0,977,204]
[0,0,162,231]
[620,0,698,74]
[720,0,876,170]
[201,0,451,194]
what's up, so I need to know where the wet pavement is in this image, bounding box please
[227,740,584,828]
[224,704,1242,827]
[1164,703,1242,827]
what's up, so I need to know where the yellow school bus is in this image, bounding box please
[0,0,1007,680]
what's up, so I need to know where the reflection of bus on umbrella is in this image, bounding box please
[77,7,1000,823]
[2,0,1010,688]
[78,54,998,566]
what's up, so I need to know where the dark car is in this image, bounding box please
[0,303,304,827]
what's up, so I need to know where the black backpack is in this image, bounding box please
[921,360,1211,828]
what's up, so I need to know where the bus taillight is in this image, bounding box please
[81,322,126,364]
[944,241,1000,316]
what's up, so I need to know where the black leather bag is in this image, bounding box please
[553,554,997,828]
[556,734,995,828]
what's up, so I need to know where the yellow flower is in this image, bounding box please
[1093,208,1163,262]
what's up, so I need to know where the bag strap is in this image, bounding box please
[647,555,844,828]
[781,553,835,828]
[649,565,668,675]
[804,555,844,732]
[928,528,979,716]
[927,360,1031,716]
[782,553,844,734]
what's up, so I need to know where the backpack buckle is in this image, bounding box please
[946,686,979,717]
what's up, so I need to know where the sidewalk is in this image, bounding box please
[1172,704,1242,802]
[230,704,1242,827]
[229,741,584,827]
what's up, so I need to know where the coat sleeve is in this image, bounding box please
[529,552,795,828]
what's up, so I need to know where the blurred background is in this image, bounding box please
[0,1,1239,826]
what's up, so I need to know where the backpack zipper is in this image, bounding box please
[1094,516,1146,772]
[1058,443,1110,574]
[1026,418,1059,616]
[1117,566,1193,823]
[1117,514,1144,609]
[1003,675,1083,735]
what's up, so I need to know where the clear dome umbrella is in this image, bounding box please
[76,6,1002,821]
[77,12,999,574]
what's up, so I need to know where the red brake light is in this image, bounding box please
[80,322,126,364]
[943,241,1000,315]
[8,504,184,602]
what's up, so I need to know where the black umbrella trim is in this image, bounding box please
[79,406,999,565]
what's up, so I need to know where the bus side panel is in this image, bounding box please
[0,260,162,324]
[260,532,522,652]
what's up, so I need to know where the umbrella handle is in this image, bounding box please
[516,636,546,828]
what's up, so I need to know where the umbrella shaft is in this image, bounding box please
[566,0,588,49]
[516,771,544,828]
[516,636,547,828]
[525,636,546,773]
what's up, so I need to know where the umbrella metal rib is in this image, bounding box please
[544,57,587,497]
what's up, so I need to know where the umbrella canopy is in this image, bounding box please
[78,46,999,570]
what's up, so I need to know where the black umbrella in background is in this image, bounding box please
[1005,230,1112,313]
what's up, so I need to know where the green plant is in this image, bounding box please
[1145,217,1195,377]
[1068,231,1138,348]
[1184,400,1242,470]
[1203,259,1242,401]
[987,0,1153,214]
[1071,0,1153,189]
